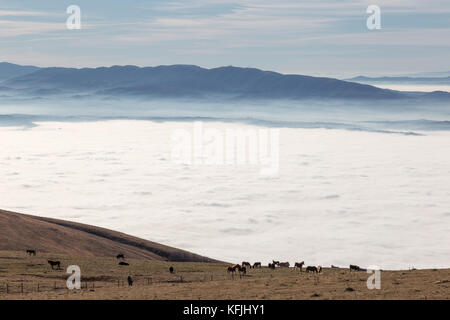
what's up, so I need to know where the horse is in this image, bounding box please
[268,263,276,269]
[227,266,237,274]
[252,262,261,268]
[279,262,290,268]
[116,253,125,260]
[331,265,339,268]
[169,266,174,274]
[349,264,361,271]
[317,266,323,273]
[48,260,61,270]
[26,250,36,256]
[238,265,247,276]
[294,261,304,271]
[127,276,133,286]
[242,261,251,268]
[272,260,280,266]
[119,261,129,266]
[306,266,318,273]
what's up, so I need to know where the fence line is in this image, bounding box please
[0,272,250,295]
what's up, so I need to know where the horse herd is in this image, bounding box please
[27,249,365,276]
[228,260,325,275]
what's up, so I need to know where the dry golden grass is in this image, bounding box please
[0,250,448,300]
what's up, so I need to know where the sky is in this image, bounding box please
[0,0,449,77]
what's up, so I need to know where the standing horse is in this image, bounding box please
[238,265,247,276]
[242,261,251,268]
[48,260,61,270]
[252,262,262,268]
[279,262,290,268]
[116,253,125,260]
[294,261,304,271]
[26,250,36,256]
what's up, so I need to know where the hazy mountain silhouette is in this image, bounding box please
[2,64,405,100]
[1,63,448,101]
[347,75,450,84]
[0,62,40,82]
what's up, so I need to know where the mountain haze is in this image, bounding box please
[1,64,404,100]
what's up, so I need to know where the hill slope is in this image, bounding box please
[0,209,218,262]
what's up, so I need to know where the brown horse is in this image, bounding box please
[227,266,237,273]
[252,262,261,268]
[268,263,276,269]
[279,262,290,268]
[294,261,304,271]
[48,260,61,270]
[242,261,251,268]
[272,260,280,266]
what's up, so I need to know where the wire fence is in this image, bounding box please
[0,271,252,295]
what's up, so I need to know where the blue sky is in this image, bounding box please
[0,0,449,77]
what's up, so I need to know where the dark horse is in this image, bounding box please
[48,260,61,270]
[306,266,318,273]
[169,266,174,274]
[127,276,133,286]
[26,250,36,256]
[350,264,361,271]
[116,253,125,260]
[119,261,129,266]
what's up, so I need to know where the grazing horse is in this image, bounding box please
[127,276,133,286]
[306,266,318,273]
[294,261,304,271]
[317,266,323,273]
[349,264,361,271]
[48,260,61,270]
[119,261,129,266]
[242,261,251,268]
[169,266,174,274]
[116,253,125,260]
[331,265,339,269]
[272,260,280,266]
[26,250,36,256]
[279,262,290,268]
[268,263,276,269]
[252,262,261,268]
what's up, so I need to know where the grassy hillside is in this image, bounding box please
[0,209,218,262]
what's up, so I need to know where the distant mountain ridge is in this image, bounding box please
[0,63,402,100]
[0,62,40,82]
[347,75,450,84]
[0,63,448,101]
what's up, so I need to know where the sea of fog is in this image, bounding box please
[0,118,449,269]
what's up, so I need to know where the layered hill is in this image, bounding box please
[0,64,403,100]
[0,209,218,262]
